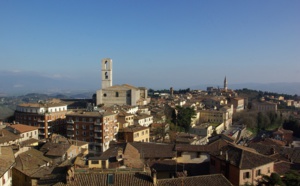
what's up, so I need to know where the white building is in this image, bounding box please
[134,114,153,127]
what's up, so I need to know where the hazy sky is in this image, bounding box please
[0,1,299,90]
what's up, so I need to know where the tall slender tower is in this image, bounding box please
[101,58,113,89]
[224,76,228,92]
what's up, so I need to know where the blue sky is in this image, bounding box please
[0,0,299,91]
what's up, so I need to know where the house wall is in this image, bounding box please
[239,162,274,186]
[176,152,210,163]
[12,168,31,186]
[0,168,12,186]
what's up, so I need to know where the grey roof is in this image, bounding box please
[157,174,233,186]
[210,144,275,169]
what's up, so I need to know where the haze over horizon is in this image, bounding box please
[1,1,299,95]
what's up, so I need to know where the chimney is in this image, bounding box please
[152,169,157,185]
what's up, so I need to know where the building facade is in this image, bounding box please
[96,58,149,106]
[14,102,68,139]
[66,111,119,152]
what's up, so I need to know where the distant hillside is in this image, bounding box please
[191,82,300,96]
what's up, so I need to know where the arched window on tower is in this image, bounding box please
[105,61,108,70]
[116,92,119,97]
[105,72,108,79]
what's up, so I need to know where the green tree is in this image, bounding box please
[259,173,284,186]
[282,170,300,186]
[172,106,196,132]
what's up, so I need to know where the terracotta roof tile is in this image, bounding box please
[9,124,38,133]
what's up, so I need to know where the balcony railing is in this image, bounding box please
[67,127,74,130]
[94,136,102,139]
[67,134,74,138]
[94,129,102,132]
[94,122,102,126]
[67,120,74,124]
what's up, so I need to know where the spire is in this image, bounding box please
[224,76,228,91]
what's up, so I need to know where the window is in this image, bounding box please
[107,174,114,185]
[82,118,86,122]
[105,72,108,79]
[103,93,107,97]
[91,160,98,164]
[268,167,270,173]
[89,118,93,122]
[116,92,119,97]
[256,169,261,176]
[210,159,215,166]
[83,131,86,136]
[243,172,250,179]
[82,125,86,130]
[76,124,79,129]
[90,125,94,130]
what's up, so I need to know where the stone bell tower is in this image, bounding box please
[101,58,113,89]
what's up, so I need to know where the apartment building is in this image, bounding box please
[66,110,119,152]
[14,102,68,139]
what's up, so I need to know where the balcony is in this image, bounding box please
[67,134,74,138]
[95,143,102,146]
[94,122,102,126]
[67,120,74,124]
[94,129,102,133]
[38,119,45,123]
[39,126,51,129]
[67,127,74,130]
[94,136,102,139]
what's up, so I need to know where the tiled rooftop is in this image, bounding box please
[9,124,38,133]
[0,146,15,177]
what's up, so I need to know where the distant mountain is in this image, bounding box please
[0,70,97,96]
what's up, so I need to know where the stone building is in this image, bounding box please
[96,58,149,106]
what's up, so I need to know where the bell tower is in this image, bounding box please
[102,58,113,89]
[224,76,228,92]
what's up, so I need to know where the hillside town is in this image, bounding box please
[1,58,300,186]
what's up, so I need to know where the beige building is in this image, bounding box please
[118,125,150,142]
[230,97,244,113]
[96,58,149,106]
[252,101,277,112]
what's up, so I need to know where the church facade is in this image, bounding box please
[96,58,149,106]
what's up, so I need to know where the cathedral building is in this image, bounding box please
[96,58,149,106]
